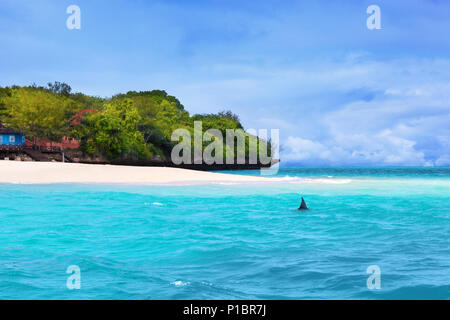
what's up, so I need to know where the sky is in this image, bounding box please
[1,0,449,166]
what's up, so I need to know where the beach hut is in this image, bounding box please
[0,128,25,147]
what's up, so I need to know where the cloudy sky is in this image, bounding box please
[1,0,449,166]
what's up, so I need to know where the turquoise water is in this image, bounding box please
[0,167,449,299]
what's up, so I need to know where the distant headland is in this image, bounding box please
[0,82,278,170]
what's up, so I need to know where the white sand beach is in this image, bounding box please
[0,161,276,184]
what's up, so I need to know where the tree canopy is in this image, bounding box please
[0,83,272,162]
[77,99,149,159]
[1,86,78,142]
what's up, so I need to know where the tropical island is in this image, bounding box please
[0,82,276,170]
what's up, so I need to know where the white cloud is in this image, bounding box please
[178,56,450,166]
[175,55,450,166]
[284,130,429,166]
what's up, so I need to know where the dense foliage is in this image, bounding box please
[0,83,272,163]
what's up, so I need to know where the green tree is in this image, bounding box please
[80,99,150,159]
[0,87,13,126]
[47,81,72,96]
[111,92,190,158]
[2,87,77,142]
[0,84,273,164]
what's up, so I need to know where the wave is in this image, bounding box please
[276,176,353,184]
[171,280,190,287]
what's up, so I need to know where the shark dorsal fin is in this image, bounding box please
[299,197,308,210]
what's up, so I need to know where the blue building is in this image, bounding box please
[0,128,25,147]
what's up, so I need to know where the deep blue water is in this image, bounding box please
[1,167,449,299]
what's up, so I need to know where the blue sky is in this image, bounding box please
[1,0,450,165]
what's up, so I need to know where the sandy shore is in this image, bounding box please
[0,161,276,184]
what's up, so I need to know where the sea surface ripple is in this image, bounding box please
[0,167,449,299]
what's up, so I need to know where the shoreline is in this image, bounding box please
[0,160,278,185]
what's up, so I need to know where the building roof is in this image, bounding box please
[0,128,24,135]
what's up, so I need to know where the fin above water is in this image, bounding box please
[298,197,308,210]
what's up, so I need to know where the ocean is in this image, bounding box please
[1,167,449,299]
